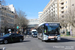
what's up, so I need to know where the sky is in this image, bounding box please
[5,0,50,19]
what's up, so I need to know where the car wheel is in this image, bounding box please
[4,40,8,44]
[20,39,23,42]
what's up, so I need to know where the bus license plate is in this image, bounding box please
[48,36,54,39]
[51,39,54,40]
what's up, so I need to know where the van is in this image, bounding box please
[31,29,38,38]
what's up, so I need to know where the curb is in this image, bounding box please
[61,36,75,38]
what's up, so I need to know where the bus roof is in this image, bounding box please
[38,22,60,27]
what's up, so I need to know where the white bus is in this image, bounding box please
[37,22,61,41]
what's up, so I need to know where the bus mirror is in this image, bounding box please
[60,26,62,28]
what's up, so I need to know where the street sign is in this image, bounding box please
[17,26,19,29]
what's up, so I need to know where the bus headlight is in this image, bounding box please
[57,35,61,40]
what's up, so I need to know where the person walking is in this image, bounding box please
[24,30,27,38]
[70,29,73,36]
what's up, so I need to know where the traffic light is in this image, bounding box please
[17,26,19,29]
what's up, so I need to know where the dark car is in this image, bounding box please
[0,33,24,44]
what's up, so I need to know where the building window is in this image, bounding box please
[61,2,64,5]
[62,15,64,18]
[66,6,67,8]
[61,7,64,9]
[12,12,13,13]
[72,4,74,6]
[61,11,64,13]
[66,1,67,3]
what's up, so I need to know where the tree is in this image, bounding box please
[65,8,75,27]
[44,14,59,22]
[60,7,75,36]
[15,9,29,28]
[0,0,6,5]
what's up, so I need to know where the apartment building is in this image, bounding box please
[39,0,75,25]
[39,0,59,24]
[38,12,43,24]
[59,0,75,25]
[0,5,16,33]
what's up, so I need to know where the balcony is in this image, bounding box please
[59,3,64,7]
[60,0,64,3]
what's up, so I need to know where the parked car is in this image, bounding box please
[0,33,24,44]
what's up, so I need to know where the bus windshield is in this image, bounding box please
[32,31,37,35]
[45,26,59,35]
[47,26,59,31]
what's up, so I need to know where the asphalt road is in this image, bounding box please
[0,36,75,50]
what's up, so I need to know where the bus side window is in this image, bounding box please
[44,24,47,30]
[38,27,42,33]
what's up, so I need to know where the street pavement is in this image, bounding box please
[0,36,75,50]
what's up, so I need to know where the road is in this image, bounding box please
[0,36,75,50]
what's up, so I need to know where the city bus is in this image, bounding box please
[37,22,61,41]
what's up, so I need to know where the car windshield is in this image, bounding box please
[3,33,11,37]
[33,31,37,34]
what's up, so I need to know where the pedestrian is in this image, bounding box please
[16,31,18,34]
[24,30,28,38]
[26,29,30,38]
[70,29,73,36]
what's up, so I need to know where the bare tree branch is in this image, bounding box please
[15,9,29,28]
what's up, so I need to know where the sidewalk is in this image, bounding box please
[61,35,75,38]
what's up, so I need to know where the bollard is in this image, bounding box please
[3,47,6,50]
